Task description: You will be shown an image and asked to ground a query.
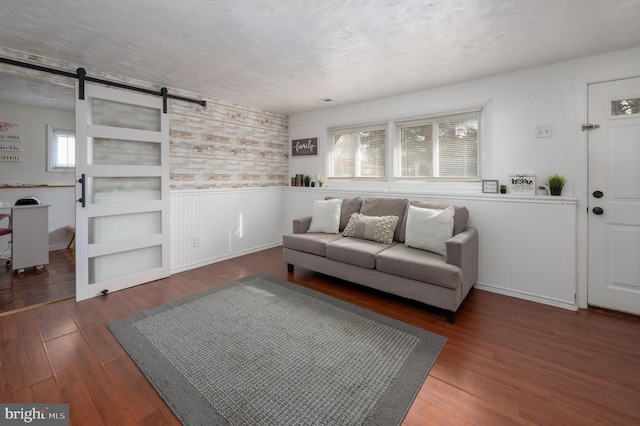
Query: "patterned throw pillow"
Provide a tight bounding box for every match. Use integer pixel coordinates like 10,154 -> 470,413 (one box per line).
342,213 -> 399,244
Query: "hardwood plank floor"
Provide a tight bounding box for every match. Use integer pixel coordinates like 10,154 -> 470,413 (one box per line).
1,246 -> 639,425
0,249 -> 75,314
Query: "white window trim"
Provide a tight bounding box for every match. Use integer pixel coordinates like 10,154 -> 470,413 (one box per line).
47,125 -> 76,173
323,102 -> 493,191
327,122 -> 388,180
395,109 -> 483,181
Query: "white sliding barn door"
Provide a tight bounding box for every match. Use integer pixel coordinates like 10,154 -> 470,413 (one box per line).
75,83 -> 170,301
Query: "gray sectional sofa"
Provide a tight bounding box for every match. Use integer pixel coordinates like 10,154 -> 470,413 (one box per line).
282,196 -> 478,323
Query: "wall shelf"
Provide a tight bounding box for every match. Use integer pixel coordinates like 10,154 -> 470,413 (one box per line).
0,135 -> 23,161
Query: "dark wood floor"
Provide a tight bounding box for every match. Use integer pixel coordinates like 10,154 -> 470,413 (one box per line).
0,246 -> 638,425
0,249 -> 75,315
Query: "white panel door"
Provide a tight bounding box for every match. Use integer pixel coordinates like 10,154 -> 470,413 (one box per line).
75,83 -> 170,301
588,77 -> 640,315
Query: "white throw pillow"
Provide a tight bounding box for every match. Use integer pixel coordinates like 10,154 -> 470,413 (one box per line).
307,198 -> 343,234
404,205 -> 455,255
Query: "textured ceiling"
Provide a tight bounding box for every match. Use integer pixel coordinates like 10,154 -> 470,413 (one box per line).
1,0 -> 640,115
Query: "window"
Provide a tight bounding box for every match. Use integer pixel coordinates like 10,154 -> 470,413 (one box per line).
611,97 -> 640,116
329,124 -> 386,178
48,126 -> 75,172
397,111 -> 480,180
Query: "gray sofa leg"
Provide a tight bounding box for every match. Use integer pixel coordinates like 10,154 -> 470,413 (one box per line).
445,310 -> 455,324
287,263 -> 294,273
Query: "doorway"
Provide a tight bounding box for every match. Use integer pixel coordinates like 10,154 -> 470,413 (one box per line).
0,72 -> 76,315
587,76 -> 640,316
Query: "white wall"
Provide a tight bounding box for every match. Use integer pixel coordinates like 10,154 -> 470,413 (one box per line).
0,101 -> 76,250
287,47 -> 640,310
0,101 -> 75,186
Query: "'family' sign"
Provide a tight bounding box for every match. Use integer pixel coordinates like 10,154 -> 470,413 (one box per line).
291,138 -> 318,156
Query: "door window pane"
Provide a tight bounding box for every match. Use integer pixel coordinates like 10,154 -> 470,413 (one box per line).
611,98 -> 640,116
91,98 -> 161,131
89,245 -> 162,284
90,177 -> 161,204
90,137 -> 161,165
89,212 -> 161,244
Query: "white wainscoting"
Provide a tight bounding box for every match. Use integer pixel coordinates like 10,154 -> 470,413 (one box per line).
170,187 -> 285,273
284,188 -> 578,311
170,187 -> 578,310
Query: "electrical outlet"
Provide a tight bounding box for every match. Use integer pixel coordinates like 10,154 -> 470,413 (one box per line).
193,237 -> 201,247
535,125 -> 552,138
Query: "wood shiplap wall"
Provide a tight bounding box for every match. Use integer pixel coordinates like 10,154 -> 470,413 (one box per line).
169,99 -> 289,190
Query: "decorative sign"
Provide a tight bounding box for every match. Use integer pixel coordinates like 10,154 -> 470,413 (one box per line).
509,175 -> 536,195
0,122 -> 18,132
291,138 -> 318,157
482,180 -> 498,193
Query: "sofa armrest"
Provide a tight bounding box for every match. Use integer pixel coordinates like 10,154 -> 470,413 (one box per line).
292,216 -> 313,234
445,227 -> 479,294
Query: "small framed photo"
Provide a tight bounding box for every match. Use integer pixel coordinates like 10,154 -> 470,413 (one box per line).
482,180 -> 499,193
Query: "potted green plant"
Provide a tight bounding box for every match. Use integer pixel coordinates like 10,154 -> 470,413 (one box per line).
303,175 -> 311,187
545,174 -> 566,196
499,185 -> 507,194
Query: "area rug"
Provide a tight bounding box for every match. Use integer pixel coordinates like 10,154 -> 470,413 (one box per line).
108,273 -> 446,425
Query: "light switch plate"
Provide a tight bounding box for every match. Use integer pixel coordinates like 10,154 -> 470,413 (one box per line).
535,125 -> 552,138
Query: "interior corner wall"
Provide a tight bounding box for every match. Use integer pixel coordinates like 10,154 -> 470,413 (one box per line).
286,47 -> 640,311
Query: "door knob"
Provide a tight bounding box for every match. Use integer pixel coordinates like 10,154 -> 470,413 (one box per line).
593,190 -> 603,198
592,207 -> 604,215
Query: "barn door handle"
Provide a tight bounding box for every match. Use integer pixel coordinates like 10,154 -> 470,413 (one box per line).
592,207 -> 604,215
78,174 -> 86,208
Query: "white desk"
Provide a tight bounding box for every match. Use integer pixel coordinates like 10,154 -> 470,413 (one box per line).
11,204 -> 49,272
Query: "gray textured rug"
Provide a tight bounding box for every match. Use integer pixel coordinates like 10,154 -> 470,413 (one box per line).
108,273 -> 446,426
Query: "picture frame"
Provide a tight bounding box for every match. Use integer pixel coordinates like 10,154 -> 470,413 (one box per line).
482,180 -> 499,193
291,138 -> 318,157
508,175 -> 536,196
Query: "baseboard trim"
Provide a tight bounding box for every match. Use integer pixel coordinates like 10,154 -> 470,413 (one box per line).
170,242 -> 282,274
474,282 -> 578,312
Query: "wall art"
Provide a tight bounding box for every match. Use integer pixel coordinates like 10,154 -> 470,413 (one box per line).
291,138 -> 318,157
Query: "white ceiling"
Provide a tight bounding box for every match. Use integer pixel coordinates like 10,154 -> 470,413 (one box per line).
1,0 -> 639,115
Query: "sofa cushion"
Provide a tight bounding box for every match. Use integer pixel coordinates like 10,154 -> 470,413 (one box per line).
308,198 -> 343,234
326,237 -> 395,269
325,196 -> 363,232
398,201 -> 469,242
376,244 -> 462,289
359,197 -> 408,242
282,233 -> 343,257
404,205 -> 454,255
342,213 -> 399,244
